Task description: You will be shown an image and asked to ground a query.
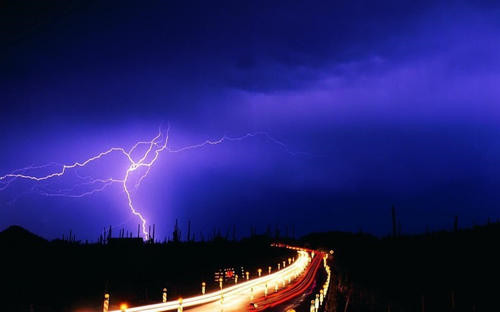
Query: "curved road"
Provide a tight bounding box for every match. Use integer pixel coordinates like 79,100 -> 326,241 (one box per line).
110,246 -> 324,312
249,251 -> 324,311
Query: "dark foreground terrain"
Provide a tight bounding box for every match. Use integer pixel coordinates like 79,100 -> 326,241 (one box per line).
0,226 -> 293,312
302,222 -> 500,312
2,221 -> 498,312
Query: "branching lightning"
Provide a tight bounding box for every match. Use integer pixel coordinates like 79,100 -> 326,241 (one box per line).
0,127 -> 298,239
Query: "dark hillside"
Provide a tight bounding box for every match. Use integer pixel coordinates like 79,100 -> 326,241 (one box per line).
0,228 -> 293,312
302,223 -> 500,311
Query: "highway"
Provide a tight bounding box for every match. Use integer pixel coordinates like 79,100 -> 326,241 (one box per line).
249,250 -> 324,311
110,246 -> 326,312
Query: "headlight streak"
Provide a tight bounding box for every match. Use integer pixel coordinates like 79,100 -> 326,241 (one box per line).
109,249 -> 311,312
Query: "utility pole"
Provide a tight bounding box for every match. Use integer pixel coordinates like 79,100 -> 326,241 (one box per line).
391,205 -> 397,238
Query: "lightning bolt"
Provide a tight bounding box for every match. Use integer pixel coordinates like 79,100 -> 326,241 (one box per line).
0,127 -> 299,239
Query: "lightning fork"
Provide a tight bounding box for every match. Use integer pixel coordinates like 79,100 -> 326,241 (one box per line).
0,128 -> 299,239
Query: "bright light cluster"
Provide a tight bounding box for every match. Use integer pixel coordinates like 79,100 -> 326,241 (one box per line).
109,248 -> 311,312
310,252 -> 332,312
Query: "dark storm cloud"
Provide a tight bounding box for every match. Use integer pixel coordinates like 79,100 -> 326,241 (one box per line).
4,0 -> 499,120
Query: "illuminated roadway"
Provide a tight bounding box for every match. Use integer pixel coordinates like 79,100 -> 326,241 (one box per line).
110,247 -> 325,312
248,250 -> 324,311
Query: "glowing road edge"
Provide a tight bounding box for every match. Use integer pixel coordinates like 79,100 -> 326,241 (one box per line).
109,248 -> 310,312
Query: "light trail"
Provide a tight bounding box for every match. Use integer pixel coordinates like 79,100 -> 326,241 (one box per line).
109,247 -> 314,312
249,250 -> 325,311
0,128 -> 298,239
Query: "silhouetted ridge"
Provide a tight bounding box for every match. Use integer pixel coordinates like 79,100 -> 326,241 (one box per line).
0,225 -> 47,246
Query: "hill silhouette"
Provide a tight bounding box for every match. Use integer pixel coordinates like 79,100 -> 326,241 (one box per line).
0,226 -> 293,312
0,225 -> 47,246
2,223 -> 499,311
301,222 -> 500,312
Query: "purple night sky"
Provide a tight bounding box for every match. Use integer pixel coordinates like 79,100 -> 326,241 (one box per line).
1,1 -> 500,240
